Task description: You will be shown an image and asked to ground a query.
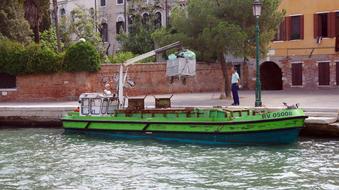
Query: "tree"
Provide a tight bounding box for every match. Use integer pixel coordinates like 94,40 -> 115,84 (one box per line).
60,7 -> 103,50
0,0 -> 32,43
63,41 -> 100,72
52,0 -> 61,52
152,0 -> 283,98
40,27 -> 63,52
24,0 -> 50,43
117,0 -> 163,54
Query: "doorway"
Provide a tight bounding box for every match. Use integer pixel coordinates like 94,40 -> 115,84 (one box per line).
260,61 -> 283,90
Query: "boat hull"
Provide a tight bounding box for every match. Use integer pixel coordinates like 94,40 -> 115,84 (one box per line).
62,108 -> 307,145
64,127 -> 302,145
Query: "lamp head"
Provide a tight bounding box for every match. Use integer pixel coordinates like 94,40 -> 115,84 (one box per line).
253,0 -> 262,17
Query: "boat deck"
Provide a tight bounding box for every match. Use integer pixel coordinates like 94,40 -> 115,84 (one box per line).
110,107 -> 257,119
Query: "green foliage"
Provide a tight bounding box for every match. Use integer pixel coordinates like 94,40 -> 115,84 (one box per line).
60,7 -> 103,49
117,26 -> 155,55
0,0 -> 32,43
0,39 -> 26,75
109,51 -> 156,64
63,41 -> 100,72
117,0 -> 162,54
24,0 -> 51,42
139,56 -> 156,63
109,51 -> 135,64
23,44 -> 62,74
0,39 -> 61,75
152,0 -> 283,97
40,27 -> 64,52
153,0 -> 283,60
60,6 -> 105,61
0,39 -> 102,75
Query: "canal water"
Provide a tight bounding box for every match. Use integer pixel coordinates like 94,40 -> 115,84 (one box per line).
0,128 -> 338,190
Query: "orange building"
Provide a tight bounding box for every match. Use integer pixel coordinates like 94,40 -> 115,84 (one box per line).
248,0 -> 339,90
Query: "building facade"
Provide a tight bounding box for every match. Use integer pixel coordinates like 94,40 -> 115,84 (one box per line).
247,0 -> 339,90
56,0 -> 183,55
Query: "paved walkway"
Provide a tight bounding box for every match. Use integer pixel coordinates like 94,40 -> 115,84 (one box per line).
0,89 -> 338,110
160,89 -> 339,109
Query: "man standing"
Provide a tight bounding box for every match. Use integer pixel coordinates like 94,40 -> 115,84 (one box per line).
231,66 -> 240,106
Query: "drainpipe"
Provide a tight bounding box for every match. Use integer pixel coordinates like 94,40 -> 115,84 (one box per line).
124,0 -> 127,32
165,0 -> 168,26
94,0 -> 97,32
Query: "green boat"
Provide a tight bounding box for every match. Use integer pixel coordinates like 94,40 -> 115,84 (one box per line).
62,93 -> 308,145
62,42 -> 307,145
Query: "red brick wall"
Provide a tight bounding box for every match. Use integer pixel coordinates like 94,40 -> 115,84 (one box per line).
247,54 -> 339,90
0,63 -> 224,102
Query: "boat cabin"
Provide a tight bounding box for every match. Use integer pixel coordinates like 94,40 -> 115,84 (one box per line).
79,93 -> 119,116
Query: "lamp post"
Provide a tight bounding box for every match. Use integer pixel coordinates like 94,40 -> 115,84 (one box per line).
253,0 -> 262,107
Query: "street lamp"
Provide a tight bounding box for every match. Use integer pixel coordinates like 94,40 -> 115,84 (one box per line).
253,0 -> 262,107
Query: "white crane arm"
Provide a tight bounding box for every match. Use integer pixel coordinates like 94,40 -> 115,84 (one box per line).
123,41 -> 182,67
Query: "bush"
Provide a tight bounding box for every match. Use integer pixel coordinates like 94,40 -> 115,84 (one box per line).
0,39 -> 100,75
0,39 -> 26,75
0,39 -> 62,75
23,44 -> 62,74
109,51 -> 135,64
63,41 -> 100,72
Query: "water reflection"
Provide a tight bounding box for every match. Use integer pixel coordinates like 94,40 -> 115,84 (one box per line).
0,128 -> 338,190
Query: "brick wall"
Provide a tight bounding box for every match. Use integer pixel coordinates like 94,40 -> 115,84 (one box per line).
0,63 -> 224,102
247,54 -> 339,90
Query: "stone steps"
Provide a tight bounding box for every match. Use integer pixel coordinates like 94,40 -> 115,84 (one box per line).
305,116 -> 338,124
305,112 -> 338,118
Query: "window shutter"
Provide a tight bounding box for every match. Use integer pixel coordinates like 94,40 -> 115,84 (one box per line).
318,62 -> 330,85
300,15 -> 304,39
328,12 -> 336,38
292,63 -> 302,86
285,16 -> 291,40
281,18 -> 287,40
314,14 -> 319,38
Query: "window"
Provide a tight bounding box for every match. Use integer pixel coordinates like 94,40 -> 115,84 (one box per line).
70,10 -> 75,22
0,73 -> 16,89
142,13 -> 149,25
81,98 -> 90,115
318,62 -> 330,85
278,15 -> 304,41
336,62 -> 339,85
91,99 -> 102,115
314,12 -> 336,38
60,8 -> 66,16
128,15 -> 134,33
154,12 -> 162,28
100,0 -> 106,6
89,8 -> 94,18
101,23 -> 108,42
291,63 -> 302,86
116,21 -> 124,34
101,98 -> 109,114
290,16 -> 302,40
117,0 -> 124,4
